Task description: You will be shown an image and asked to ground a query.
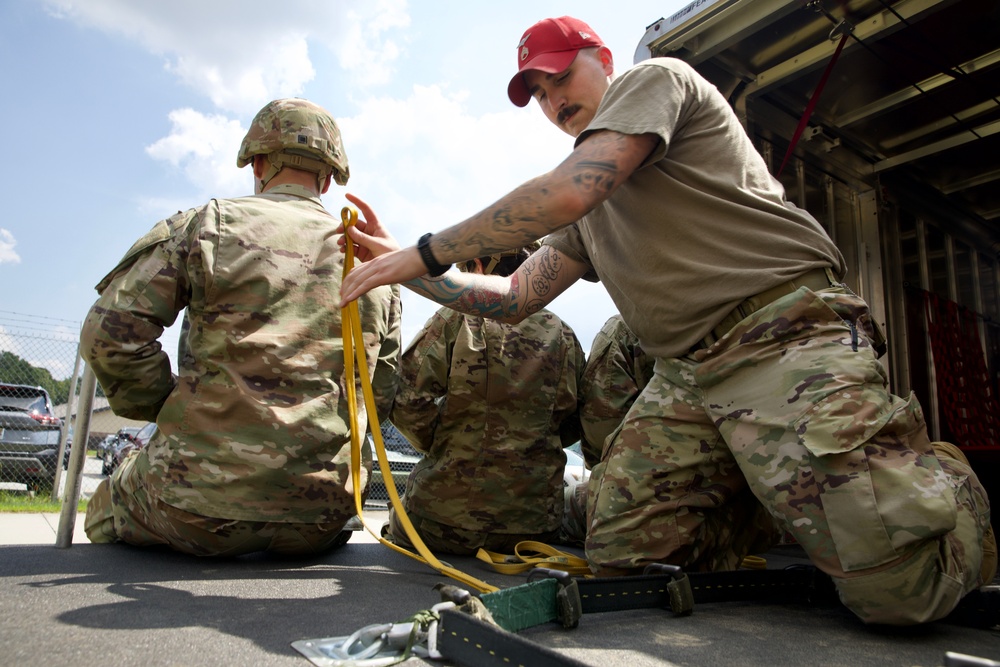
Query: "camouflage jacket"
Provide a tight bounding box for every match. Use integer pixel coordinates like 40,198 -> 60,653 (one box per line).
389,307 -> 585,535
80,184 -> 402,523
579,315 -> 656,468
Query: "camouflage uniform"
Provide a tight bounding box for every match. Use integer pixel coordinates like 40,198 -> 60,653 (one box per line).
82,99 -> 402,557
562,315 -> 656,548
579,315 -> 655,468
541,57 -> 991,623
387,306 -> 585,555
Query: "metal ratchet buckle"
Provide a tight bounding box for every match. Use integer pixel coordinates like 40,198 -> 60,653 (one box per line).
527,567 -> 583,629
290,601 -> 455,666
643,563 -> 694,616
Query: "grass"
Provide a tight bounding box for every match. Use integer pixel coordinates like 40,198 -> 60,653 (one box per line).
0,490 -> 88,513
0,449 -> 95,513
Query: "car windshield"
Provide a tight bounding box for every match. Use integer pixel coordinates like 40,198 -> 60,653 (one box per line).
0,389 -> 49,415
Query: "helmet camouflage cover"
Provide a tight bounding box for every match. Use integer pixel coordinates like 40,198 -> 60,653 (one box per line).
237,98 -> 350,185
462,240 -> 542,275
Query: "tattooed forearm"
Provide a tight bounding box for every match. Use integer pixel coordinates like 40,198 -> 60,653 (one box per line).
404,273 -> 516,320
422,129 -> 651,268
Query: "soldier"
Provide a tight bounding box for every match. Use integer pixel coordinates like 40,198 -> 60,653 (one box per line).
386,245 -> 586,555
81,98 -> 402,557
579,314 -> 655,469
338,16 -> 994,624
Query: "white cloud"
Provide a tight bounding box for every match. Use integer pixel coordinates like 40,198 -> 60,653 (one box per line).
0,229 -> 20,265
337,0 -> 410,87
42,0 -> 409,114
144,108 -> 249,199
0,229 -> 20,264
337,83 -> 571,243
165,37 -> 314,114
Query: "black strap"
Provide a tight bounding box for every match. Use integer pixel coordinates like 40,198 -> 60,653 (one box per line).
686,564 -> 840,605
435,571 -> 997,667
568,563 -> 838,614
437,608 -> 591,667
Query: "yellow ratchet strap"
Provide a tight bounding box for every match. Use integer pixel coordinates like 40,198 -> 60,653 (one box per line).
340,206 -> 498,594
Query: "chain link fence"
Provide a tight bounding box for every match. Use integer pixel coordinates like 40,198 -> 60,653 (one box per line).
0,311 -> 108,501
367,421 -> 422,509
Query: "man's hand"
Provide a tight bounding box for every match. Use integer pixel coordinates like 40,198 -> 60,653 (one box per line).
337,193 -> 401,262
340,246 -> 428,305
337,193 -> 431,305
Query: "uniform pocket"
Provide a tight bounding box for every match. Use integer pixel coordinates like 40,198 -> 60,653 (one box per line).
798,390 -> 957,572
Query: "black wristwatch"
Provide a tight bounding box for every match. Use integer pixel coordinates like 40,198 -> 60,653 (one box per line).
417,233 -> 452,277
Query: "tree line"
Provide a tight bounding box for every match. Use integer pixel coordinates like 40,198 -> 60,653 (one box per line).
0,351 -> 105,406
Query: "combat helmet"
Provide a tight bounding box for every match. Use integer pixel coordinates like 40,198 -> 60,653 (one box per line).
237,98 -> 349,189
461,241 -> 542,276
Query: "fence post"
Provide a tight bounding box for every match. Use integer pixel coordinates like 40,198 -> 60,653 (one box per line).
55,364 -> 97,548
50,347 -> 83,502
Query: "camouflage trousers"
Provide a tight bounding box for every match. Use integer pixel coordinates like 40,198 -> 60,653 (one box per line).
386,481 -> 589,555
586,286 -> 992,625
85,450 -> 353,557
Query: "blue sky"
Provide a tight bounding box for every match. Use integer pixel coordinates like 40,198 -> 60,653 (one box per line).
0,0 -> 689,378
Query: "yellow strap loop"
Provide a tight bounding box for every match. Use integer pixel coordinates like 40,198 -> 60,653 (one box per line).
476,541 -> 591,577
340,206 -> 498,594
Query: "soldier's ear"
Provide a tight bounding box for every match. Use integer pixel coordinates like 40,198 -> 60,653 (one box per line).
252,155 -> 266,179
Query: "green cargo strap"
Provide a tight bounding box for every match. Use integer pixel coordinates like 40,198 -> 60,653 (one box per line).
478,578 -> 561,633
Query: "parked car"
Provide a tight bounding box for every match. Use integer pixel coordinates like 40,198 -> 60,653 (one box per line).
367,434 -> 422,504
0,383 -> 70,494
102,422 -> 156,476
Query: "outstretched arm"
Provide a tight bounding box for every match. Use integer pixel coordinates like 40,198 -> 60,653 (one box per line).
407,244 -> 588,323
339,129 -> 658,305
339,194 -> 586,321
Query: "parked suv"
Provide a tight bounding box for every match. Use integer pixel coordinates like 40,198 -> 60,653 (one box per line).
0,383 -> 70,493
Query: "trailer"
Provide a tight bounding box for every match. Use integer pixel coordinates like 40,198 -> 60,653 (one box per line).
636,0 -> 1000,498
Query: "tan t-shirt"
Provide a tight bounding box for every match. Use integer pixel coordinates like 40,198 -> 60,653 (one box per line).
544,58 -> 844,358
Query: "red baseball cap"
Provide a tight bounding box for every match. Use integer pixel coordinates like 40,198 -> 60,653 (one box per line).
507,16 -> 604,107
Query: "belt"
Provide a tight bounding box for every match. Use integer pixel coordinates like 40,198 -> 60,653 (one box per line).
696,267 -> 838,350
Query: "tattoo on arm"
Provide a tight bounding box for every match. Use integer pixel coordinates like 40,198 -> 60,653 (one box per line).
572,160 -> 617,199
404,274 -> 514,319
403,246 -> 582,323
531,275 -> 550,296
525,299 -> 545,315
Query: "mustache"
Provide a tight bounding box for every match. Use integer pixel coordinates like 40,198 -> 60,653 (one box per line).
557,105 -> 581,125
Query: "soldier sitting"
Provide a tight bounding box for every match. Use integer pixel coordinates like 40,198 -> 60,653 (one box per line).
81,98 -> 402,557
385,244 -> 586,555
